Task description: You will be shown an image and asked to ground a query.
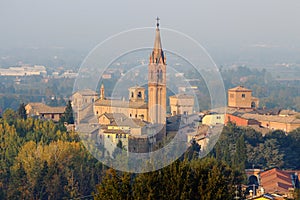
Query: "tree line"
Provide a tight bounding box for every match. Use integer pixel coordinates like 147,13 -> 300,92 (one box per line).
1,106 -> 299,199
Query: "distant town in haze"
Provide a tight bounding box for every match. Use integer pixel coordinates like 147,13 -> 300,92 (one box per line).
1,2 -> 300,199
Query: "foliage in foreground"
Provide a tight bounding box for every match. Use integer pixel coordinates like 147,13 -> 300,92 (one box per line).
94,157 -> 244,200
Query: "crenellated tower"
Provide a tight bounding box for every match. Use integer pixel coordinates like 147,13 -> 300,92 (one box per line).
148,17 -> 166,124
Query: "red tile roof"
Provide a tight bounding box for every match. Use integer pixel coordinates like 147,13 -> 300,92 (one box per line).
260,168 -> 294,194
228,85 -> 252,92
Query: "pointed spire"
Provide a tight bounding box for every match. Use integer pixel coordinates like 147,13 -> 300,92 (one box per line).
151,17 -> 165,64
154,17 -> 162,51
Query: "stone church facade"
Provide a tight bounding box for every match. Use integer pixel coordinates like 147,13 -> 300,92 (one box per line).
93,18 -> 167,126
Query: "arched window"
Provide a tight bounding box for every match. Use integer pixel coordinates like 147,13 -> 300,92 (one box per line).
159,70 -> 163,82
138,91 -> 142,98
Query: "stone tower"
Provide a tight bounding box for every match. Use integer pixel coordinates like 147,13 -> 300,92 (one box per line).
148,18 -> 166,124
129,86 -> 145,102
100,83 -> 105,100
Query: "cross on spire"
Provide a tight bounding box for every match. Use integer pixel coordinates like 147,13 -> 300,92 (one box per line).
156,17 -> 160,28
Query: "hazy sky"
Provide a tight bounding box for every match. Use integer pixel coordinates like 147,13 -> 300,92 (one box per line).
1,0 -> 300,65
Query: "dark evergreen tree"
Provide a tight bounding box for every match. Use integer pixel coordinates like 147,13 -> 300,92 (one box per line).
17,103 -> 27,120
7,162 -> 28,199
233,135 -> 247,170
60,100 -> 74,124
34,161 -> 49,200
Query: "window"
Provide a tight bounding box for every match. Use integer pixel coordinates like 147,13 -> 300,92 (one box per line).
135,114 -> 137,118
138,91 -> 142,98
130,113 -> 132,117
242,94 -> 246,98
230,94 -> 234,98
131,92 -> 134,98
217,116 -> 221,119
116,134 -> 119,138
107,135 -> 110,138
124,135 -> 126,138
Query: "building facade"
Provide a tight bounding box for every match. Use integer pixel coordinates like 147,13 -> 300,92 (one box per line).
93,19 -> 167,125
25,102 -> 65,122
169,94 -> 194,116
228,86 -> 259,109
202,113 -> 225,126
94,85 -> 149,122
71,89 -> 98,110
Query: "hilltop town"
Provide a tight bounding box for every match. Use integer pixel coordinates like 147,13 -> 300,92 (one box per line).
1,20 -> 300,199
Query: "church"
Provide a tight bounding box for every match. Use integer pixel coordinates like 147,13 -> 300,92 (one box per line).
93,18 -> 167,130
72,19 -> 195,154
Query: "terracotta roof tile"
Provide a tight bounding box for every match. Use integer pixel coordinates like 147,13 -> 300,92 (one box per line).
242,113 -> 300,124
228,85 -> 252,92
27,102 -> 65,114
169,93 -> 194,99
260,168 -> 294,194
73,89 -> 98,96
95,99 -> 148,109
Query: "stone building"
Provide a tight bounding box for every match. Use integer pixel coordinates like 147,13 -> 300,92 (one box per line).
73,19 -> 197,154
225,111 -> 300,133
25,102 -> 65,122
93,18 -> 167,126
94,85 -> 149,122
71,89 -> 98,110
202,113 -> 225,126
228,86 -> 259,109
169,94 -> 194,116
147,18 -> 167,124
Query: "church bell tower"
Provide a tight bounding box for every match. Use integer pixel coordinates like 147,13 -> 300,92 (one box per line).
148,17 -> 166,124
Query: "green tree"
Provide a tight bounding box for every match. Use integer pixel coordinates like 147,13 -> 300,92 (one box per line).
7,162 -> 29,199
60,100 -> 74,124
17,103 -> 27,120
263,139 -> 284,169
94,168 -> 131,200
233,135 -> 247,170
34,161 -> 49,200
2,109 -> 17,126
